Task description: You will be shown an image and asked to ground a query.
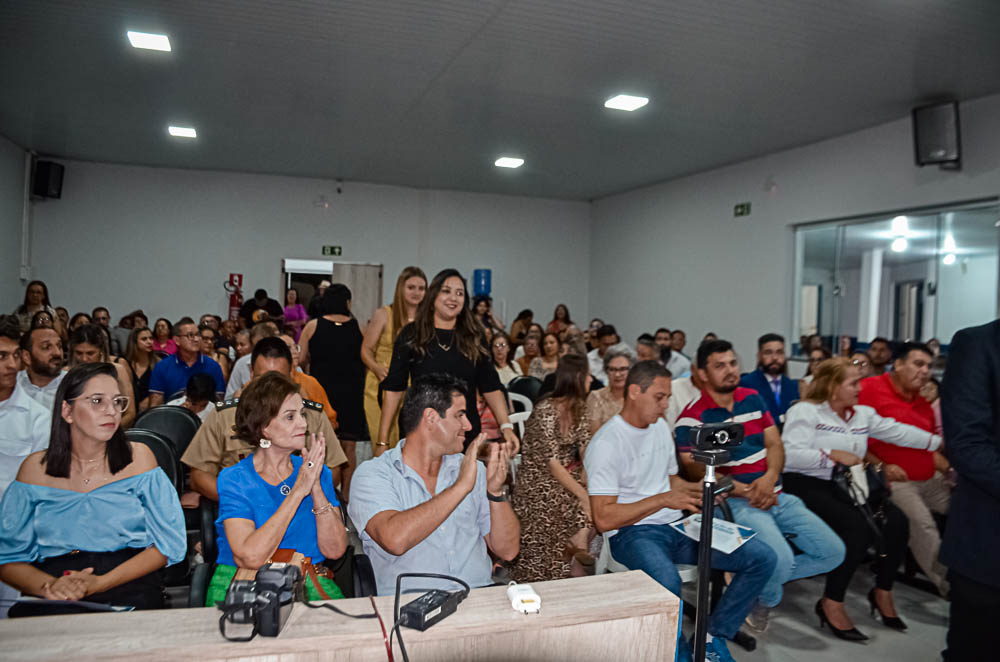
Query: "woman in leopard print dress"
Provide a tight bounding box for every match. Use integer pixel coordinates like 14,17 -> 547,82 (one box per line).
512,353 -> 594,582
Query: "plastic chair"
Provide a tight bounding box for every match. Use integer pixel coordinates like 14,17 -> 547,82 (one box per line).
125,428 -> 183,494
507,376 -> 543,403
508,392 -> 534,415
134,405 -> 202,459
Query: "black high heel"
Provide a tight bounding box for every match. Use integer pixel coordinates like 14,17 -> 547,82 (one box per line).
815,599 -> 869,642
868,588 -> 907,631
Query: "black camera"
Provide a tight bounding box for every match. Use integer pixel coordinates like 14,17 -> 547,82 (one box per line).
689,422 -> 744,466
219,563 -> 302,640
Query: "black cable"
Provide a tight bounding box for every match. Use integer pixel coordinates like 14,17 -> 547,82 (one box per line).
218,602 -> 259,642
391,573 -> 471,662
300,597 -> 377,618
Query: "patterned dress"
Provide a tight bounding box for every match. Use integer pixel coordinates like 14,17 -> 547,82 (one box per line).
587,388 -> 624,432
512,398 -> 592,582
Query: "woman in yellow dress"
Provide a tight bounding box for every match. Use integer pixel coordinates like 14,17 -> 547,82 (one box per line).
360,266 -> 426,454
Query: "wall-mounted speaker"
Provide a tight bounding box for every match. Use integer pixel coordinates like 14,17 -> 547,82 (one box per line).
32,160 -> 64,199
912,101 -> 961,170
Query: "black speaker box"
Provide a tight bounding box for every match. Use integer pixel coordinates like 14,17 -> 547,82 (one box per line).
32,160 -> 64,198
912,101 -> 961,170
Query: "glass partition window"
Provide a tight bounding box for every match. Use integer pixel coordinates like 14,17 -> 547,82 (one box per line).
794,201 -> 999,354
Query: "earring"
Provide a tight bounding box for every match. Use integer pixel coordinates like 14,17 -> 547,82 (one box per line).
259,438 -> 271,448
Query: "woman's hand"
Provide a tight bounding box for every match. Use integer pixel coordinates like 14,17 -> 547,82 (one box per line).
884,464 -> 908,482
578,495 -> 593,524
292,433 -> 326,498
374,365 -> 389,382
501,427 -> 520,456
828,450 -> 862,466
40,568 -> 98,601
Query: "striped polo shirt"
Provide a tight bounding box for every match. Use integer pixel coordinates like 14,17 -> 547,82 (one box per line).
674,387 -> 778,488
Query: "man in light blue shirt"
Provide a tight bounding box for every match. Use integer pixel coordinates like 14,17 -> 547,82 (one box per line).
348,374 -> 519,596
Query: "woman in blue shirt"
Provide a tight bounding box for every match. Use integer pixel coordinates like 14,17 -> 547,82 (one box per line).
206,371 -> 348,604
0,363 -> 185,615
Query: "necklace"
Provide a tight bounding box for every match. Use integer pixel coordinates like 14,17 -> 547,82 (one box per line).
436,331 -> 453,352
73,455 -> 108,486
279,479 -> 292,496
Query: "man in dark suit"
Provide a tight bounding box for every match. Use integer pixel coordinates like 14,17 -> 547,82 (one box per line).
940,319 -> 1000,660
740,333 -> 800,431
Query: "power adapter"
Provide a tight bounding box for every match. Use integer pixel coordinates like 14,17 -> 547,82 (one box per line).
398,589 -> 465,631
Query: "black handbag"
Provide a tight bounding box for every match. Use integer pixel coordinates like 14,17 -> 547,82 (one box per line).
831,463 -> 889,553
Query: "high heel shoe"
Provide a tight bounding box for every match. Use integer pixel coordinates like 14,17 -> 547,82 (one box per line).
815,599 -> 869,642
868,588 -> 907,630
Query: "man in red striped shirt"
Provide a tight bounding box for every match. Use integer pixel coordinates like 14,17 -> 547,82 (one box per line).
861,341 -> 951,596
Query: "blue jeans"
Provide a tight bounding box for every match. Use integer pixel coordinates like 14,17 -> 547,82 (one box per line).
725,492 -> 845,608
610,522 -> 776,639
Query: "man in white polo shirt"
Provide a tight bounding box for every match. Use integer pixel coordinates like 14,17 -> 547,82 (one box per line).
586,360 -> 775,662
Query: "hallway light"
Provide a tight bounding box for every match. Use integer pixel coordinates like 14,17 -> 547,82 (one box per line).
891,216 -> 909,236
943,253 -> 956,265
891,237 -> 908,252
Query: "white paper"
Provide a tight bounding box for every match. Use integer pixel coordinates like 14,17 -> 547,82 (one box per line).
669,514 -> 757,554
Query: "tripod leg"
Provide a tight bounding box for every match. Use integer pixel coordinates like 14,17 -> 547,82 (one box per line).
693,480 -> 715,662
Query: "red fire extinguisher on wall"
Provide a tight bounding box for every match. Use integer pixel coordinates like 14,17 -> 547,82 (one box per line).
225,273 -> 243,322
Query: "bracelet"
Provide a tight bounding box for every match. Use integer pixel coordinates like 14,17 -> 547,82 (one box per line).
499,423 -> 514,431
312,503 -> 335,515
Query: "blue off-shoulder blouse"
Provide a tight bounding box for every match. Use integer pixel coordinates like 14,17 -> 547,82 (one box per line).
0,467 -> 186,566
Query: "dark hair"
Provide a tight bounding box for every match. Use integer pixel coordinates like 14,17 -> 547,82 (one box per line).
234,371 -> 301,445
0,315 -> 22,343
757,333 -> 785,349
30,310 -> 54,329
655,327 -> 671,336
491,331 -> 514,368
892,341 -> 933,362
552,304 -> 572,324
251,336 -> 293,369
541,331 -> 562,356
21,324 -> 58,352
91,307 -> 109,318
514,309 -> 533,322
125,326 -> 160,369
18,280 -> 51,314
625,360 -> 672,395
43,363 -> 132,478
198,323 -> 216,337
69,323 -> 110,365
544,353 -> 590,425
870,336 -> 891,348
805,346 -> 832,376
320,283 -> 352,316
596,324 -> 618,340
69,312 -> 92,329
637,337 -> 657,350
697,339 -> 734,369
129,310 -> 148,326
409,269 -> 488,363
637,333 -> 655,343
185,372 -> 217,403
173,317 -> 196,336
254,289 -> 268,299
153,317 -> 173,339
399,373 -> 467,437
672,329 -> 686,337
473,295 -> 492,309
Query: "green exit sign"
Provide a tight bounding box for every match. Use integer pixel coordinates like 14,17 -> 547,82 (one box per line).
734,202 -> 751,217
322,245 -> 342,256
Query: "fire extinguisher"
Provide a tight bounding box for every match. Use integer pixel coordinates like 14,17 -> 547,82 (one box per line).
225,274 -> 243,322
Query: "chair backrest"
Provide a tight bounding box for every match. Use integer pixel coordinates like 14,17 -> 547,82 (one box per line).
508,411 -> 531,440
507,376 -> 543,403
125,428 -> 183,493
134,405 -> 202,458
508,392 -> 534,415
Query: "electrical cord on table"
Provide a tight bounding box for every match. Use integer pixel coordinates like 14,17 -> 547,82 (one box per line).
388,573 -> 471,662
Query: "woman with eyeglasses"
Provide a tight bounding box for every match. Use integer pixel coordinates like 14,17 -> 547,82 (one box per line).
800,347 -> 832,396
151,317 -> 176,356
850,351 -> 873,379
70,325 -> 136,429
587,349 -> 634,435
782,357 -> 942,641
0,363 -> 185,616
198,324 -> 231,382
490,331 -> 522,386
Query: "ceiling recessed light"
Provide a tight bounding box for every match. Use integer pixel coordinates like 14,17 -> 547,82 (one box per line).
890,215 -> 909,236
891,237 -> 908,252
127,31 -> 171,52
942,253 -> 956,265
168,126 -> 197,138
942,232 -> 957,252
604,94 -> 649,111
494,157 -> 524,169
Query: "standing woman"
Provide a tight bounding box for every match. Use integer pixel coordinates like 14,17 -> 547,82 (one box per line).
151,318 -> 177,356
782,357 -> 942,641
283,288 -> 308,342
377,269 -> 520,457
0,363 -> 185,615
587,349 -> 633,434
529,332 -> 561,379
547,304 -> 572,338
69,325 -> 136,429
360,266 -> 426,454
512,354 -> 594,581
13,281 -> 57,333
299,284 -> 366,496
119,327 -> 161,413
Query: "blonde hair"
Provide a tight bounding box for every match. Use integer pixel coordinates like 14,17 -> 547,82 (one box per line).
390,266 -> 427,342
804,356 -> 855,404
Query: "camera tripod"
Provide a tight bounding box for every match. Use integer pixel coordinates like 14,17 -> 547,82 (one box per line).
689,447 -> 731,662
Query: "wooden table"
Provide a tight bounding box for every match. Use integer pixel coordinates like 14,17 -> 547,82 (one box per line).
0,570 -> 679,662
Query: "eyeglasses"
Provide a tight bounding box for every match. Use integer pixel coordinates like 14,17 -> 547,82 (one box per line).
69,394 -> 130,413
493,342 -> 509,349
852,359 -> 870,368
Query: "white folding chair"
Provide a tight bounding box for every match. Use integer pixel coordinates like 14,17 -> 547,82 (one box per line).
597,531 -> 697,583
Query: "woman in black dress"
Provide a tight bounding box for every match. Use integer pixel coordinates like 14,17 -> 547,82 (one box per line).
300,284 -> 366,495
376,268 -> 520,457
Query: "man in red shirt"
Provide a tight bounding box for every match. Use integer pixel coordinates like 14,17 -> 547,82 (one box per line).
860,341 -> 950,596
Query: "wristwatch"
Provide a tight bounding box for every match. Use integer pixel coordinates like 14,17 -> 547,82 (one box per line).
487,486 -> 510,502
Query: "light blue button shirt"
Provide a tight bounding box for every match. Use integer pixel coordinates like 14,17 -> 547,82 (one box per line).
348,440 -> 492,596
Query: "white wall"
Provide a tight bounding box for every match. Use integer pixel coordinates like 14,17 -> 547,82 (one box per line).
28,161 -> 590,325
590,93 -> 1000,362
0,136 -> 25,311
937,254 -> 999,343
